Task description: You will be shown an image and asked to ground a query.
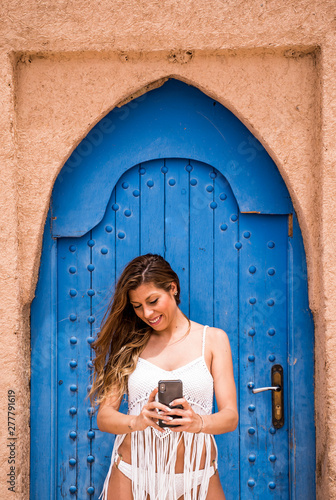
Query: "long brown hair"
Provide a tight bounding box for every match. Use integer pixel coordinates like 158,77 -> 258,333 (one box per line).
88,253 -> 181,408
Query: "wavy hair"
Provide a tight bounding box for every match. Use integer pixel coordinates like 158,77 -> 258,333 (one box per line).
87,253 -> 181,408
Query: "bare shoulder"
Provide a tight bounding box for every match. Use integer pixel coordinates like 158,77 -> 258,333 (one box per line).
206,326 -> 232,353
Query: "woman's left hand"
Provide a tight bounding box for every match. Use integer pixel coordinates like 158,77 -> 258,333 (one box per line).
159,397 -> 203,433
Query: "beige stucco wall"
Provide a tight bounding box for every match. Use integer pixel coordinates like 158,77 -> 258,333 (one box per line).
0,1 -> 335,498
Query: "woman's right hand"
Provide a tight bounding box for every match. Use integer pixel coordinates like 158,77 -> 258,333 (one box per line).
131,387 -> 173,433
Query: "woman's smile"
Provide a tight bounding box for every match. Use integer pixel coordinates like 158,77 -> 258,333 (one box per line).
147,314 -> 162,326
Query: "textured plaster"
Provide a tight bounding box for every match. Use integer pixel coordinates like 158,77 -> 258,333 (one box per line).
0,1 -> 335,498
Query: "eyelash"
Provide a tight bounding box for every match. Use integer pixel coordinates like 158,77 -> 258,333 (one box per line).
133,298 -> 158,309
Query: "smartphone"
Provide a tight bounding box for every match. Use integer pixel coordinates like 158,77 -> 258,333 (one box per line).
158,379 -> 184,428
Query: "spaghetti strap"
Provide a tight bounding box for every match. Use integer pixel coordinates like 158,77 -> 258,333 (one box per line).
202,325 -> 209,358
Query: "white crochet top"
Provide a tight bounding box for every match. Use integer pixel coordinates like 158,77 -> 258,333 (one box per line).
99,325 -> 218,500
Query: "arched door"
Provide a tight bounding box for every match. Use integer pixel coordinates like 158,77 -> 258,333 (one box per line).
31,80 -> 315,499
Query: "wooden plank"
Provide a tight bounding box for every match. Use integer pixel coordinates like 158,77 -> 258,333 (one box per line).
164,158 -> 190,316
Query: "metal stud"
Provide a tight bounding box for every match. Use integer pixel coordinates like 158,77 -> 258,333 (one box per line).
249,297 -> 256,304
230,214 -> 238,222
248,428 -> 255,435
161,166 -> 168,174
122,182 -> 129,189
87,360 -> 94,369
105,225 -> 113,233
87,264 -> 95,272
268,354 -> 276,362
219,193 -> 227,201
69,458 -> 76,466
269,427 -> 276,434
168,179 -> 176,186
87,385 -> 92,392
87,239 -> 95,246
139,167 -> 146,175
206,185 -> 214,192
210,202 -> 217,209
248,404 -> 256,412
220,224 -> 228,231
248,328 -> 256,336
69,485 -> 77,494
118,231 -> 126,239
69,289 -> 77,297
112,204 -> 119,211
147,180 -> 154,188
267,299 -> 275,306
69,360 -> 77,368
248,454 -> 256,463
87,337 -> 95,345
185,164 -> 193,172
235,242 -> 242,250
87,289 -> 95,296
267,268 -> 275,275
248,355 -> 255,362
268,328 -> 276,336
268,482 -> 276,489
124,209 -> 131,217
269,455 -> 277,462
70,337 -> 77,345
249,266 -> 256,274
69,431 -> 77,439
88,316 -> 95,323
70,384 -> 77,392
87,407 -> 95,416
243,231 -> 251,238
133,189 -> 140,197
87,455 -> 95,464
210,172 -> 217,179
247,479 -> 255,487
101,247 -> 108,254
87,486 -> 95,495
267,241 -> 275,248
87,430 -> 95,439
247,381 -> 255,389
69,407 -> 77,415
69,266 -> 76,274
69,245 -> 76,252
190,179 -> 197,186
69,314 -> 77,322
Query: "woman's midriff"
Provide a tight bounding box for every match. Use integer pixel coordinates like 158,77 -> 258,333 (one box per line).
116,430 -> 217,473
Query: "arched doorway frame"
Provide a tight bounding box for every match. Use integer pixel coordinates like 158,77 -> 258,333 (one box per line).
31,78 -> 315,499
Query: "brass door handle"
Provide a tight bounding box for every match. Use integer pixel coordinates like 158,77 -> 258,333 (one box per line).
250,364 -> 284,429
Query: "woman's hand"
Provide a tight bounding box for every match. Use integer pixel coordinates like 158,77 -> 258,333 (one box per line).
131,387 -> 174,433
159,397 -> 203,433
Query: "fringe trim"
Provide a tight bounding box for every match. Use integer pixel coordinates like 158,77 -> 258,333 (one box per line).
99,405 -> 217,500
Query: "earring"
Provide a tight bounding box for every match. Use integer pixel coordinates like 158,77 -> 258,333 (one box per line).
174,291 -> 177,296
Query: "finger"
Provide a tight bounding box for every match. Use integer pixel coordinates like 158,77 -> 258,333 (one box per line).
147,401 -> 173,412
147,387 -> 159,402
165,408 -> 188,417
146,409 -> 173,421
150,420 -> 166,433
170,398 -> 188,408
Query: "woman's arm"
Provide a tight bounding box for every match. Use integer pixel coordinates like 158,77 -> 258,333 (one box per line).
166,327 -> 239,435
201,327 -> 239,434
97,387 -> 173,434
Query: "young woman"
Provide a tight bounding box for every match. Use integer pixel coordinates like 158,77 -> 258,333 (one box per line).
89,253 -> 238,500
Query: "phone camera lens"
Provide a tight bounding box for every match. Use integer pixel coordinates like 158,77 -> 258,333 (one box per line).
159,383 -> 166,392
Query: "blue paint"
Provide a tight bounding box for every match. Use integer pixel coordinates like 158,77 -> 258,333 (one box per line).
52,80 -> 292,238
31,80 -> 315,499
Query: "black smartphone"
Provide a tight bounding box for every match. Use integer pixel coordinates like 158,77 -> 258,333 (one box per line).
158,379 -> 184,428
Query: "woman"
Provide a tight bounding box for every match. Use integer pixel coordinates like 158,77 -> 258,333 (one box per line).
89,253 -> 238,500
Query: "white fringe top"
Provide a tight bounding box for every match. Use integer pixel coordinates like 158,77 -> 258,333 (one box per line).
99,325 -> 217,500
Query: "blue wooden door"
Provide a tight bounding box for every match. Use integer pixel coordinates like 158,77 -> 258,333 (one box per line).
31,79 -> 315,499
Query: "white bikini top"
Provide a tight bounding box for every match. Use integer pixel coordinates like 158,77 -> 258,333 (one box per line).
127,324 -> 214,422
99,325 -> 217,500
